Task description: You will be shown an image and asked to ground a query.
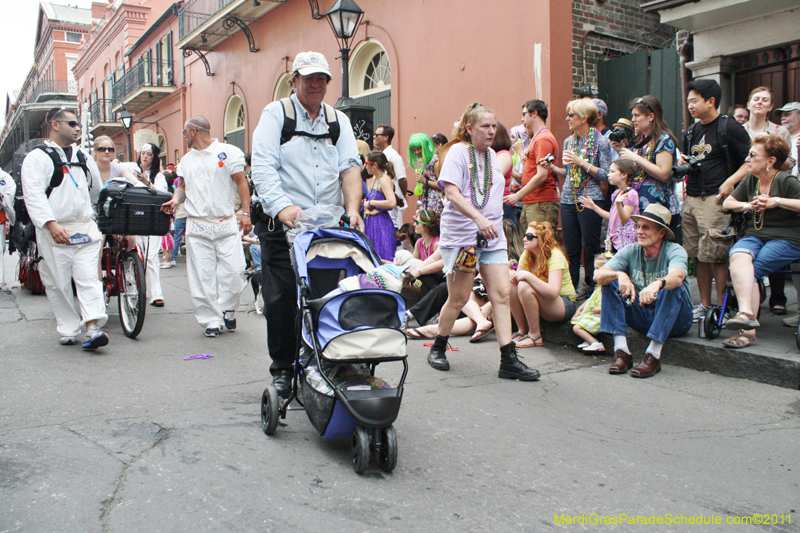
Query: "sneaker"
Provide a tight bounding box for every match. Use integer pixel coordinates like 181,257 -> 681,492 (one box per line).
576,341 -> 590,349
692,303 -> 710,323
223,310 -> 236,331
582,342 -> 605,353
782,313 -> 800,327
60,335 -> 78,346
205,327 -> 221,338
160,261 -> 175,269
82,326 -> 109,350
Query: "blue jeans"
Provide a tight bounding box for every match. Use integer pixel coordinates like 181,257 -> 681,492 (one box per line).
729,236 -> 800,280
172,217 -> 186,259
250,241 -> 262,270
599,280 -> 693,344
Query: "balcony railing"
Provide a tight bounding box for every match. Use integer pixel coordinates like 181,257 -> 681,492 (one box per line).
91,98 -> 116,124
179,0 -> 237,41
111,59 -> 175,108
27,80 -> 75,104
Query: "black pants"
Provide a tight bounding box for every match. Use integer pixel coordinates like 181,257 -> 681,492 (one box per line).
560,202 -> 603,290
409,279 -> 448,326
769,271 -> 787,308
255,219 -> 296,375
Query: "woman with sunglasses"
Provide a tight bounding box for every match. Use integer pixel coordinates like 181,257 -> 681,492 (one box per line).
510,221 -> 577,347
426,103 -> 539,381
543,98 -> 612,299
93,136 -> 138,186
362,150 -> 397,261
611,96 -> 680,239
134,143 -> 169,307
722,134 -> 800,348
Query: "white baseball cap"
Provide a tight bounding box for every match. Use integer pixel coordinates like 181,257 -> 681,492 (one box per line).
292,51 -> 331,78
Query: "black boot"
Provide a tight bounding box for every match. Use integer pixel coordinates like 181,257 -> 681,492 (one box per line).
498,342 -> 540,381
428,335 -> 450,371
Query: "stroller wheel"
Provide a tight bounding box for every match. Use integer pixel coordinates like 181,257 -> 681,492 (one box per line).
378,426 -> 398,473
261,386 -> 279,436
705,307 -> 723,340
352,426 -> 370,474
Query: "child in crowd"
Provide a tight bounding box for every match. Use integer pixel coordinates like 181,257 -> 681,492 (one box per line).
571,254 -> 610,353
578,159 -> 639,253
412,209 -> 440,262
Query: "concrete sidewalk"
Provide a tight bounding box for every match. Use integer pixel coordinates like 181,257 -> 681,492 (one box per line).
543,274 -> 800,390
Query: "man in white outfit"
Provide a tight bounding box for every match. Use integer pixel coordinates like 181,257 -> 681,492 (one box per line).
162,116 -> 251,337
373,124 -> 407,228
0,169 -> 16,291
21,108 -> 108,349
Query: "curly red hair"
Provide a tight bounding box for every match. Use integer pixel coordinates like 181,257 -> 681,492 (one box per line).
518,221 -> 568,280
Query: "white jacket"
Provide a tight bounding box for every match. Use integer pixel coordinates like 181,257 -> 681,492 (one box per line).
0,169 -> 16,225
21,141 -> 101,229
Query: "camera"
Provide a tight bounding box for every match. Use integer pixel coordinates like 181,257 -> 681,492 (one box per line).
671,156 -> 702,179
608,118 -> 635,145
543,154 -> 555,164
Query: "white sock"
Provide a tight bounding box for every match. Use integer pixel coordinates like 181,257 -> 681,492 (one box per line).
647,340 -> 663,358
614,335 -> 630,354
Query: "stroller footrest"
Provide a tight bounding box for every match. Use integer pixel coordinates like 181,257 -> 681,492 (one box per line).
333,387 -> 403,429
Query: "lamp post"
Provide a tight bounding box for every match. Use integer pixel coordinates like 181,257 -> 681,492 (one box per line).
119,103 -> 133,161
325,0 -> 364,108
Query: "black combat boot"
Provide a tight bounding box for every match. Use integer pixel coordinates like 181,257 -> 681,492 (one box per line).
428,335 -> 450,371
498,341 -> 540,381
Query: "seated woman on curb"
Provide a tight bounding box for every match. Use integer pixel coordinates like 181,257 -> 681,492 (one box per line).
721,134 -> 800,348
509,221 -> 577,347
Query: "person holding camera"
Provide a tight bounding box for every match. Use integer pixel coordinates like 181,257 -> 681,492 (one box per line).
683,80 -> 751,322
426,103 -> 539,381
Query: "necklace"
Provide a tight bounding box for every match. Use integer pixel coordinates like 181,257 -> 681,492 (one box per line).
567,128 -> 600,212
753,169 -> 778,231
364,173 -> 383,221
468,142 -> 492,208
631,134 -> 655,191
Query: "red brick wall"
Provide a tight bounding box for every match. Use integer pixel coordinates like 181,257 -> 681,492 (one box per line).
572,0 -> 674,96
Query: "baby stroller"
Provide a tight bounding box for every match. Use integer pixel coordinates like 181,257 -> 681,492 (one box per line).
260,226 -> 408,474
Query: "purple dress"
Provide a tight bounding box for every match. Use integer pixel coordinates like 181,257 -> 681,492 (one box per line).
364,188 -> 396,261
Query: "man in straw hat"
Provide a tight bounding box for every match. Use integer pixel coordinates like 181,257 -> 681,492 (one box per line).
594,204 -> 694,378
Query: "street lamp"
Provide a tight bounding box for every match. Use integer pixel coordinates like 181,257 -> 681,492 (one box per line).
119,103 -> 133,161
325,0 -> 364,107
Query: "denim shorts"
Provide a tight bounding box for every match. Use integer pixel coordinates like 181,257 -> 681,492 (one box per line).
440,247 -> 508,276
729,236 -> 800,279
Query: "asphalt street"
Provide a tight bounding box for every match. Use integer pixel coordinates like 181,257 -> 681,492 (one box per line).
1,258 -> 799,532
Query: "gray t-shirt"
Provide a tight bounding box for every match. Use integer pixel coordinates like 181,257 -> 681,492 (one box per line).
607,240 -> 690,295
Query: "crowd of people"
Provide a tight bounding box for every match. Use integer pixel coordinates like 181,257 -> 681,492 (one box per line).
5,49 -> 800,386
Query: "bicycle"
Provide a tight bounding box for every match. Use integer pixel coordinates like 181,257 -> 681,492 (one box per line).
101,235 -> 146,338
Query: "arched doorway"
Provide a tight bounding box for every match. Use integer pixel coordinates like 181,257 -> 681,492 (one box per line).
349,40 -> 391,135
224,95 -> 246,152
274,73 -> 292,101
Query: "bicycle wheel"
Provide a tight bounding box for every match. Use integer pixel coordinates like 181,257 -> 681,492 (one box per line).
118,250 -> 146,338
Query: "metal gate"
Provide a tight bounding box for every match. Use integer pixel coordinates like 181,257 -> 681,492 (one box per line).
351,89 -> 390,146
597,48 -> 683,139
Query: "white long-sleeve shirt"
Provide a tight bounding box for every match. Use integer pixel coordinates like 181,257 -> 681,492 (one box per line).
21,141 -> 101,229
0,170 -> 16,225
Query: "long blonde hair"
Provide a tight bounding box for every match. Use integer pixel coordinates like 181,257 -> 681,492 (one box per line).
518,221 -> 568,280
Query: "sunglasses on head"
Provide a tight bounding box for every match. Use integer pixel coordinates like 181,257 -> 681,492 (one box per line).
96,146 -> 115,153
524,233 -> 539,240
636,98 -> 656,115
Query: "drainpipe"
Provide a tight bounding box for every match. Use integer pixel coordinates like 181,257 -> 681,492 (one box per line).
678,30 -> 693,133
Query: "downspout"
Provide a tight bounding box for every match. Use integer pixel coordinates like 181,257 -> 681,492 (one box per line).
678,30 -> 693,132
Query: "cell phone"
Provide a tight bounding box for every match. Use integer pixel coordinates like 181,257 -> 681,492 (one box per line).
476,231 -> 488,249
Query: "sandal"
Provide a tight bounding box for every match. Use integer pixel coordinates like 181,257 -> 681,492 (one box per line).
725,311 -> 759,330
516,334 -> 544,348
512,332 -> 527,342
469,325 -> 494,343
405,328 -> 434,340
150,299 -> 165,307
722,329 -> 757,349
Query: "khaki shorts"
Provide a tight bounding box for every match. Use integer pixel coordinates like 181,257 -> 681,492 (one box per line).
520,201 -> 559,233
682,195 -> 735,263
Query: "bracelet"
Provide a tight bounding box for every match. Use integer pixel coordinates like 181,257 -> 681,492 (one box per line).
659,278 -> 666,290
241,213 -> 250,217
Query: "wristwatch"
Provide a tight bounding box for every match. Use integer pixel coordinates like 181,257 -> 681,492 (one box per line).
658,278 -> 666,290
776,198 -> 782,207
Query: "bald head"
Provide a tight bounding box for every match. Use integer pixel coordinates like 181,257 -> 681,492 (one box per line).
184,116 -> 211,150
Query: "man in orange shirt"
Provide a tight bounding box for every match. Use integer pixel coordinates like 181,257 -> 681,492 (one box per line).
504,99 -> 560,232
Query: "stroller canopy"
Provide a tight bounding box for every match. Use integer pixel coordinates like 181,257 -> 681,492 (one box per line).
292,227 -> 382,287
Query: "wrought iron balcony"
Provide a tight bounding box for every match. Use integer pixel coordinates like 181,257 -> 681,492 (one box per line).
111,59 -> 175,113
27,80 -> 76,104
85,98 -> 124,134
177,0 -> 285,52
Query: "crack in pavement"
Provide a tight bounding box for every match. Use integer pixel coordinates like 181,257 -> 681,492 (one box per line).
99,423 -> 170,533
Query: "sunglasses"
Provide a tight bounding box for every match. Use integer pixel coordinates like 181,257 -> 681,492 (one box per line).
747,151 -> 766,159
636,98 -> 656,115
567,112 -> 576,118
95,146 -> 115,153
524,233 -> 539,241
57,120 -> 80,128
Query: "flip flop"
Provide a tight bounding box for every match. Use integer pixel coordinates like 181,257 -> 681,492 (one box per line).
469,325 -> 494,343
405,328 -> 433,340
722,329 -> 757,349
512,332 -> 527,342
516,334 -> 543,348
